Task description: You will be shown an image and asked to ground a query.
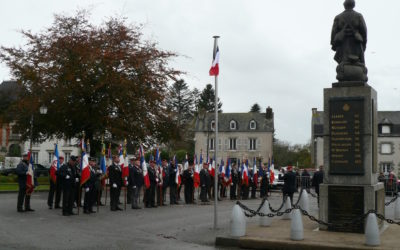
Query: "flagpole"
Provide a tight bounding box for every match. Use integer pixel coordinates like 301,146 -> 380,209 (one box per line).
212,35 -> 220,230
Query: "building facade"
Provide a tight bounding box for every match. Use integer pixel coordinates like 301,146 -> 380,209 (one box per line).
311,108 -> 400,177
194,107 -> 274,164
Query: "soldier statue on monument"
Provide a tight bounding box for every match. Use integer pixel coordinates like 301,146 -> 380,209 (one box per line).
331,0 -> 368,83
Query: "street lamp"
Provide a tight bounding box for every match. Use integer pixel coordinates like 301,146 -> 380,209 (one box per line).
29,105 -> 48,155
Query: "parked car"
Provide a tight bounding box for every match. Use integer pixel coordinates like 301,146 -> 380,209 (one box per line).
0,167 -> 17,176
34,164 -> 50,177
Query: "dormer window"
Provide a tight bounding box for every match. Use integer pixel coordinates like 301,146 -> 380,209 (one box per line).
230,120 -> 237,130
250,120 -> 256,130
210,120 -> 215,131
382,125 -> 391,134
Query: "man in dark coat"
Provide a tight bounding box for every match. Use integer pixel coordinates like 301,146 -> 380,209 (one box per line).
301,169 -> 311,191
129,157 -> 143,209
161,160 -> 169,205
16,152 -> 33,212
58,156 -> 78,216
73,157 -> 81,208
200,163 -> 211,202
83,158 -> 97,214
183,164 -> 194,204
109,155 -> 123,211
169,160 -> 178,205
145,160 -> 157,208
282,166 -> 297,204
54,156 -> 64,209
230,164 -> 239,200
259,165 -> 269,198
312,165 -> 324,205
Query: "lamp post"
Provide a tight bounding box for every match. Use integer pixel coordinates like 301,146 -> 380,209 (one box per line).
29,105 -> 48,156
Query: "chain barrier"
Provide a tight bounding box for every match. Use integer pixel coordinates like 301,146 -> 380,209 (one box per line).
268,196 -> 287,213
385,194 -> 398,206
237,199 -> 400,228
294,188 -> 304,206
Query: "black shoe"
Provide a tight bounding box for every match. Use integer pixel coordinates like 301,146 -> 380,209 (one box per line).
17,208 -> 25,213
55,205 -> 61,209
84,210 -> 90,214
48,206 -> 53,210
162,203 -> 167,206
174,202 -> 179,205
111,208 -> 117,211
62,213 -> 70,216
70,212 -> 77,215
25,208 -> 35,212
116,207 -> 123,211
99,203 -> 105,206
151,205 -> 157,208
89,210 -> 96,213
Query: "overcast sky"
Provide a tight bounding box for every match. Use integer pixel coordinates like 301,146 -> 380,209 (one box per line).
1,0 -> 400,145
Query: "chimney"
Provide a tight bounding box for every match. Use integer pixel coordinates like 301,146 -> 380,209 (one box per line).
266,106 -> 273,119
312,108 -> 318,117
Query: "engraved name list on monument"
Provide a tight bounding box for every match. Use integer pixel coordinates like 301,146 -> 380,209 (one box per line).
329,97 -> 364,175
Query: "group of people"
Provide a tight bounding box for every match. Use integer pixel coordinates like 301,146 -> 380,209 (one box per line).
16,150 -> 325,215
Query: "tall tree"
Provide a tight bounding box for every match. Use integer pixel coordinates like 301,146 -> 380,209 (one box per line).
191,87 -> 200,115
197,84 -> 222,113
250,103 -> 261,113
0,11 -> 180,150
166,79 -> 194,127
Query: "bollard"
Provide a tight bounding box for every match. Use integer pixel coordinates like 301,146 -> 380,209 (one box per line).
365,213 -> 380,246
290,209 -> 304,241
299,189 -> 310,214
282,197 -> 292,220
259,200 -> 272,227
395,195 -> 400,220
230,204 -> 246,237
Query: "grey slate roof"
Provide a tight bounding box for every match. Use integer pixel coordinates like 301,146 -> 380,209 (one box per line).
195,112 -> 274,132
0,80 -> 19,101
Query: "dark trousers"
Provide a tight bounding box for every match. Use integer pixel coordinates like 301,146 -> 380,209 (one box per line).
110,186 -> 121,210
170,185 -> 177,204
48,181 -> 56,207
283,192 -> 294,204
131,186 -> 140,208
84,188 -> 94,212
74,185 -> 81,207
127,185 -> 132,204
55,181 -> 62,207
17,186 -> 30,210
156,185 -> 163,206
62,186 -> 74,214
177,185 -> 182,201
230,183 -> 237,200
251,184 -> 257,198
242,185 -> 249,200
162,186 -> 168,203
184,185 -> 193,204
145,185 -> 156,207
200,186 -> 208,202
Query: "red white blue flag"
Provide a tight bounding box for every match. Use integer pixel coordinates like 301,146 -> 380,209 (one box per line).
209,47 -> 219,76
50,144 -> 59,184
80,139 -> 90,186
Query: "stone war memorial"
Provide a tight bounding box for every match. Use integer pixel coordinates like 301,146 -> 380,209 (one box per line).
319,0 -> 385,233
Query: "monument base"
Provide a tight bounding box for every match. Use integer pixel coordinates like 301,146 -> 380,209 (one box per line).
319,182 -> 385,233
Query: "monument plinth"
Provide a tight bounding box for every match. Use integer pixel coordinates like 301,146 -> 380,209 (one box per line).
319,84 -> 385,233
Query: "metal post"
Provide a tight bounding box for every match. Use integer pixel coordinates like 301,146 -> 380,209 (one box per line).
213,35 -> 220,230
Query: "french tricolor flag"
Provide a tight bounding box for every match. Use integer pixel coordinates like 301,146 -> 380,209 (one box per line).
26,151 -> 35,195
209,46 -> 219,76
241,161 -> 249,186
224,158 -> 231,185
49,144 -> 59,184
140,145 -> 150,189
194,154 -> 200,188
80,139 -> 90,186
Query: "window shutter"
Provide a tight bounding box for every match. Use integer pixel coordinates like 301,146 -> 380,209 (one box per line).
245,138 -> 249,150
257,138 -> 261,150
224,139 -> 228,150
237,137 -> 241,150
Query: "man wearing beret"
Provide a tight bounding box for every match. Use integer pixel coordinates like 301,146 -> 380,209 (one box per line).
16,152 -> 33,212
58,156 -> 78,216
108,155 -> 123,211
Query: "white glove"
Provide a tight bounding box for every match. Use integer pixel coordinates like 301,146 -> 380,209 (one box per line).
126,181 -> 129,185
85,187 -> 89,192
75,178 -> 79,183
230,183 -> 233,186
66,175 -> 70,180
156,178 -> 159,182
112,183 -> 117,188
26,171 -> 29,175
99,170 -> 103,174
